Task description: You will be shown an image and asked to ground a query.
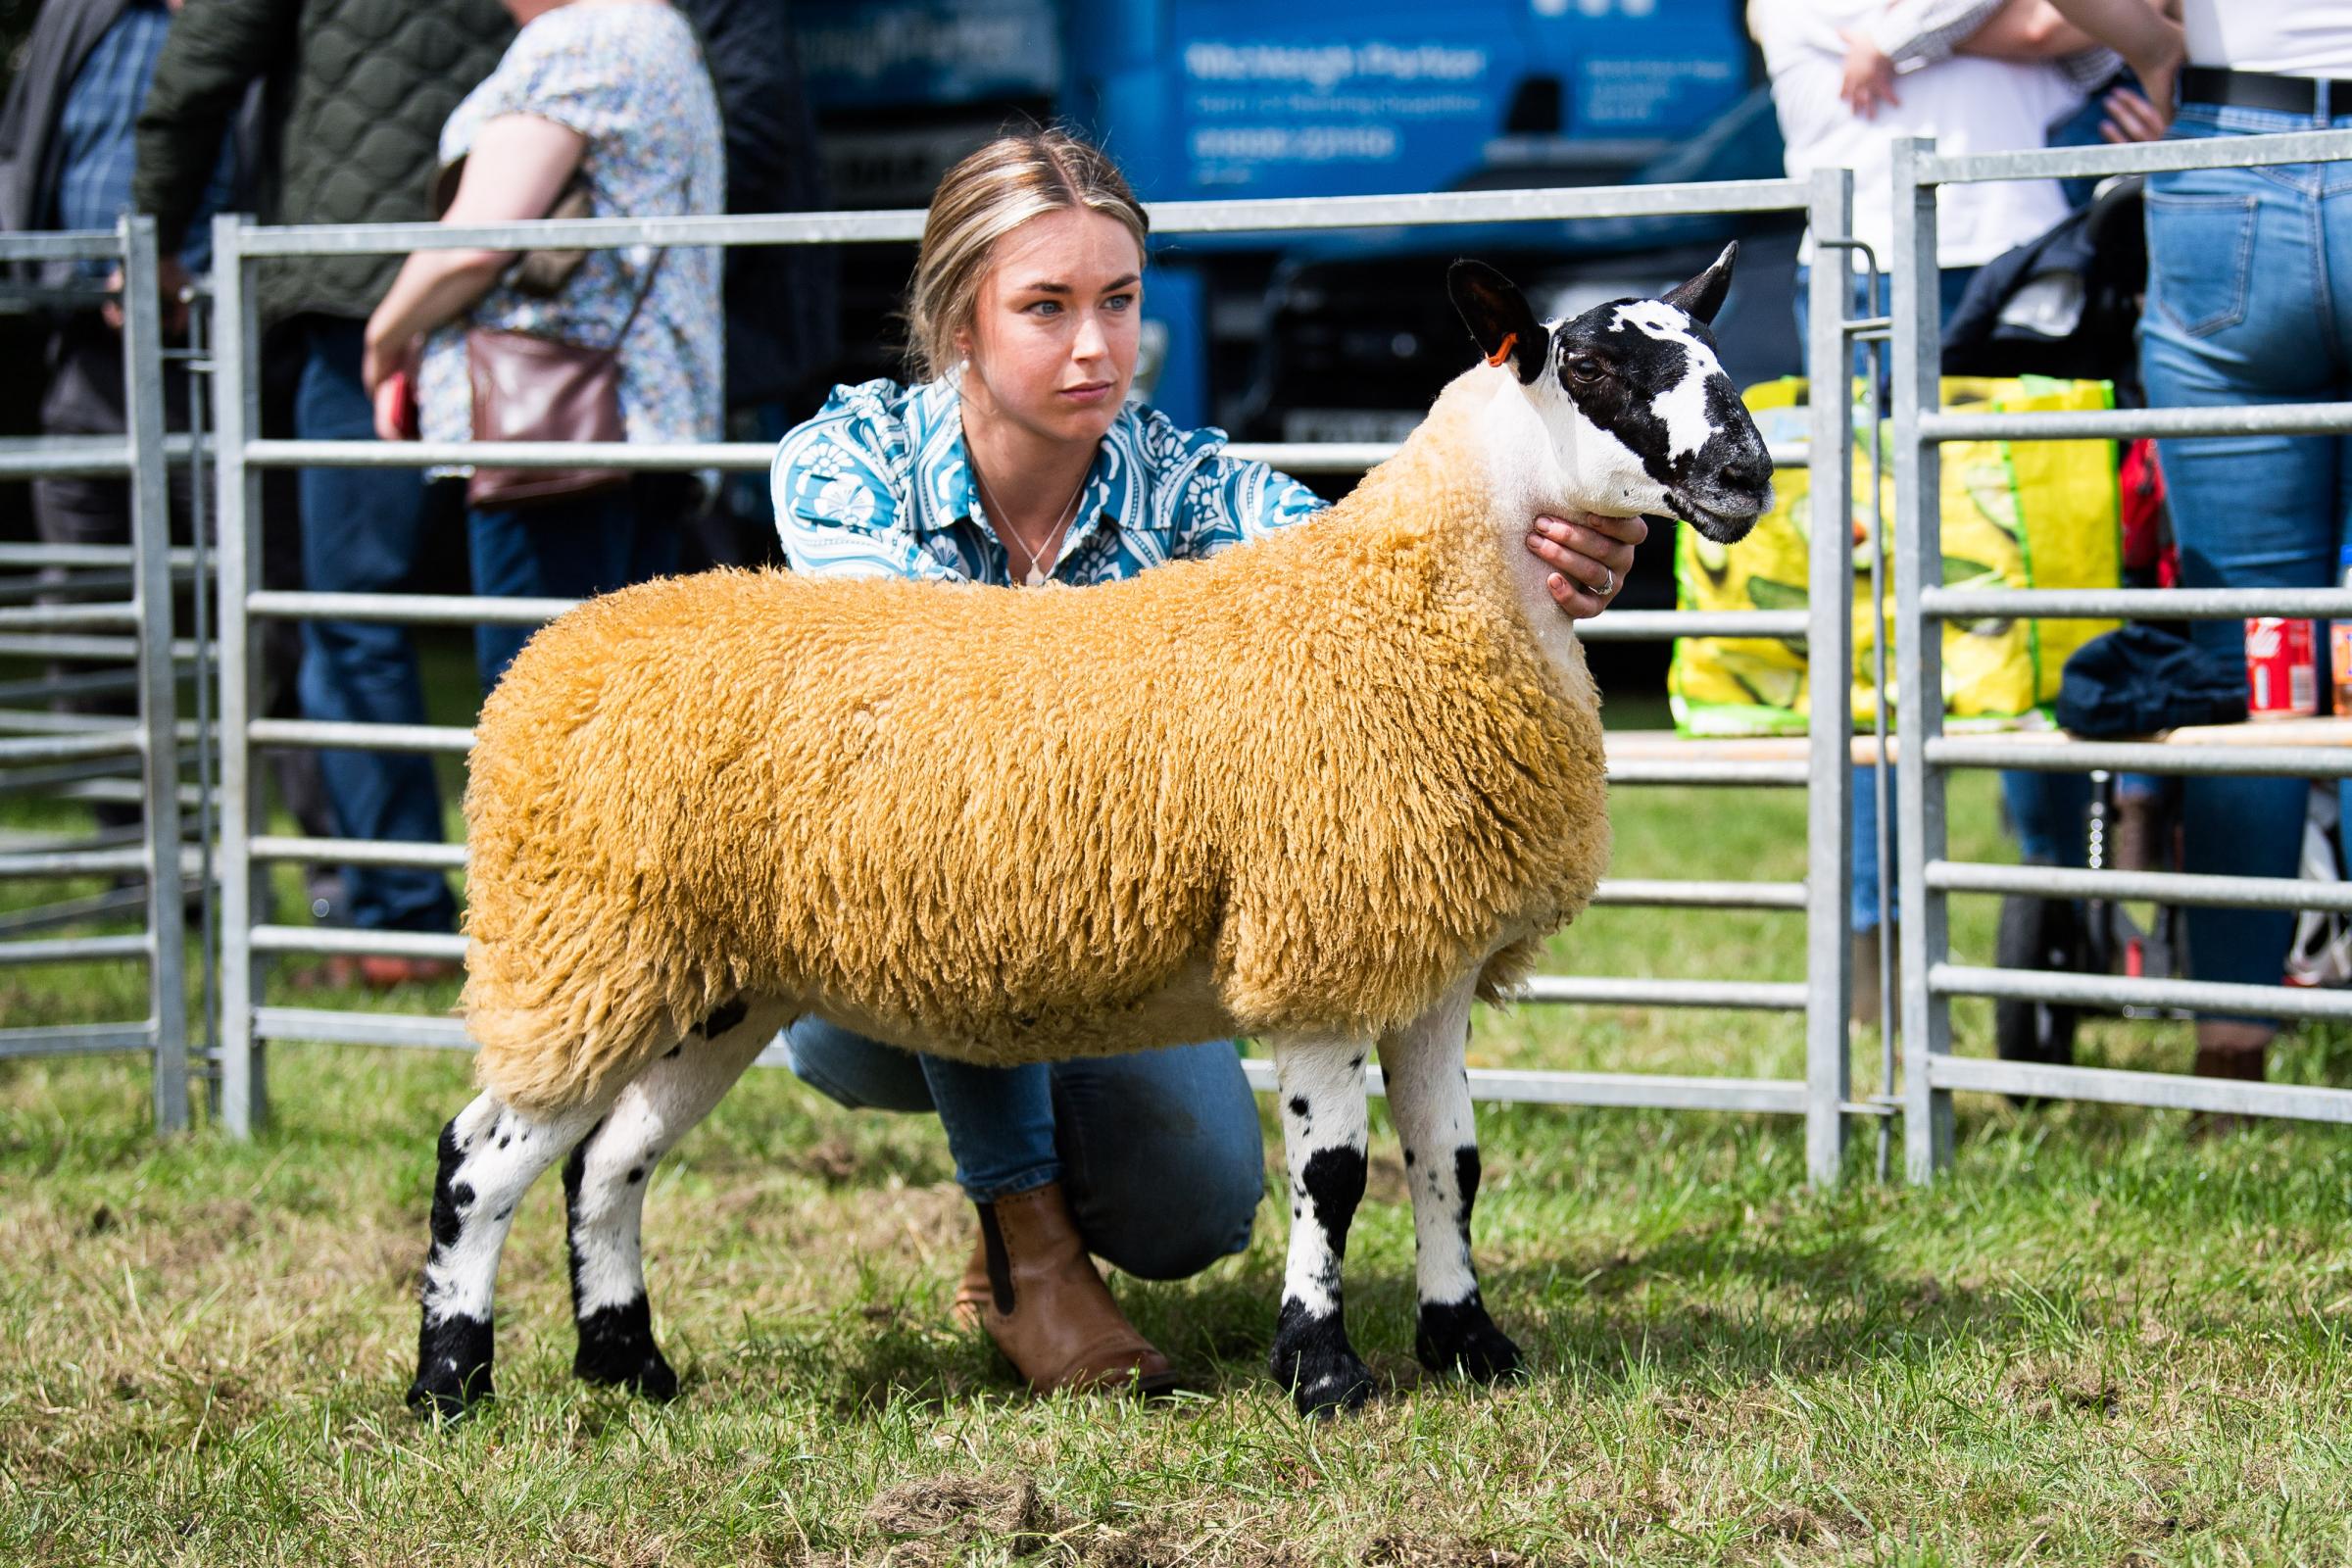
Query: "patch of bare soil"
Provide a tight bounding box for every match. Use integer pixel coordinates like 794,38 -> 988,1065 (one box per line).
862,1468 -> 1061,1562
1359,1529 -> 1528,1566
1081,1522 -> 1311,1568
2000,1354 -> 2123,1419
798,1137 -> 866,1186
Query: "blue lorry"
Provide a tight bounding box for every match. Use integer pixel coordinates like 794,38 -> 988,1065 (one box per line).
791,0 -> 1790,434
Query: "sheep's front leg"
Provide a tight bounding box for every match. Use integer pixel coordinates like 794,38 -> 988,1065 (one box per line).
410,1091 -> 613,1419
1268,1036 -> 1376,1417
1379,980 -> 1523,1383
562,997 -> 788,1399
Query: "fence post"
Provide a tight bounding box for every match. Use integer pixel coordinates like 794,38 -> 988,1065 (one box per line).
1803,169 -> 1856,1186
118,216 -> 191,1133
211,215 -> 267,1136
1890,138 -> 1954,1181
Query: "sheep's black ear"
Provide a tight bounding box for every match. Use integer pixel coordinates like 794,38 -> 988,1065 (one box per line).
1661,241 -> 1738,325
1447,260 -> 1549,384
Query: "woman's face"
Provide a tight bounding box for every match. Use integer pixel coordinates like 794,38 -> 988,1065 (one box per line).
956,207 -> 1145,449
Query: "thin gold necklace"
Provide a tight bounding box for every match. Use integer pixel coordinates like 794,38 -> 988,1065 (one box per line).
972,461 -> 1089,587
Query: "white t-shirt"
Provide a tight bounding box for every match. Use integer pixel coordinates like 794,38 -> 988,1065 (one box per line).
1750,0 -> 2085,270
2182,1 -> 2352,78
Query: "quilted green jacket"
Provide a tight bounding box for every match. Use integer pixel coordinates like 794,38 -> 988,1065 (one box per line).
133,0 -> 512,322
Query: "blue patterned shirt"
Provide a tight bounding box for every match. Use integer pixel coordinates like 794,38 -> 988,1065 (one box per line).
53,0 -> 234,274
771,376 -> 1329,584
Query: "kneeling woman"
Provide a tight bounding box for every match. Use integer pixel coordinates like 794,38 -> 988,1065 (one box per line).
770,130 -> 1642,1396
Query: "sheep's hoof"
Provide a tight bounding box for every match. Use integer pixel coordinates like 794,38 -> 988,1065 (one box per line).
574,1344 -> 678,1401
573,1299 -> 679,1401
408,1314 -> 494,1422
1415,1295 -> 1525,1385
1269,1301 -> 1376,1418
1288,1356 -> 1376,1418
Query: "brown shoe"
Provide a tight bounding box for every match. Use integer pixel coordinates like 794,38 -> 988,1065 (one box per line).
951,1234 -> 991,1334
970,1182 -> 1180,1397
2187,1022 -> 2272,1139
354,955 -> 462,990
286,954 -> 461,992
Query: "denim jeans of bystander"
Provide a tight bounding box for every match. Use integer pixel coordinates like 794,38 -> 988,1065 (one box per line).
2140,99 -> 2352,1007
293,315 -> 457,935
468,475 -> 686,693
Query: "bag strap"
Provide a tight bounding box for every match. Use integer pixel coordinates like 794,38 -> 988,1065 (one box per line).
605,243 -> 669,354
602,170 -> 693,355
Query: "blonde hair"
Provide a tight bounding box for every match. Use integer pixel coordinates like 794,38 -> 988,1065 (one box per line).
906,129 -> 1150,382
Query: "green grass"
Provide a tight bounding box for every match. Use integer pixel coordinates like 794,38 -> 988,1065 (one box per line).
6,661 -> 2352,1564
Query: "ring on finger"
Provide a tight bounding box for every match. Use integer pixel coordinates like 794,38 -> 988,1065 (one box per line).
1594,565 -> 1614,598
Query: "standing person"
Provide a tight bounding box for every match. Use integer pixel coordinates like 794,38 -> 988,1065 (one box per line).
1750,0 -> 2158,1026
0,0 -> 237,838
2047,0 -> 2352,1092
360,0 -> 724,694
673,0 -> 839,569
134,0 -> 514,985
769,129 -> 1649,1397
4,0 -> 347,916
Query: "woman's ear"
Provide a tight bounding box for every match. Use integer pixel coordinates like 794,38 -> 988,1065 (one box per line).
1447,260 -> 1550,384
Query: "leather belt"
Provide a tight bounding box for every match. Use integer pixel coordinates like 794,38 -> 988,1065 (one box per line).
2180,65 -> 2352,117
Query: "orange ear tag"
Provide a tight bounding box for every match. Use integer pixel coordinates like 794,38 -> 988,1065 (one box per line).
1485,332 -> 1519,369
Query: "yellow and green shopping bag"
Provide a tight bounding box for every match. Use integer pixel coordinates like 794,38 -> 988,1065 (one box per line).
1668,375 -> 2124,737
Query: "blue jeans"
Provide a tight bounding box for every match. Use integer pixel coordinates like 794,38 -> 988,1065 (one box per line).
293,317 -> 456,934
2140,99 -> 2352,1007
783,1017 -> 1264,1280
1794,267 -> 2088,929
468,479 -> 684,692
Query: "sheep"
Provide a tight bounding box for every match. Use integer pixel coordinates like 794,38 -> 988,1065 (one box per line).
407,248 -> 1774,1421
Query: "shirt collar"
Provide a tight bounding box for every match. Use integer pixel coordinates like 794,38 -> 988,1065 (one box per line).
904,376 -> 1142,572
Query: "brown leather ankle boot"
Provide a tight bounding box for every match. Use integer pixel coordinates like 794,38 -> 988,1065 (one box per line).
969,1182 -> 1180,1396
952,1235 -> 990,1334
2188,1021 -> 2273,1139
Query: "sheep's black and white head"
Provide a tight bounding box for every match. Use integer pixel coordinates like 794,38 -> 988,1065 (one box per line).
1447,248 -> 1773,544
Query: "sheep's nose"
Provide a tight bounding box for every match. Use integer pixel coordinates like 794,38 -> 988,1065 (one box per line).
1720,445 -> 1774,495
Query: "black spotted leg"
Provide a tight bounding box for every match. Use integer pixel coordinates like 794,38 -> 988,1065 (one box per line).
1268,1036 -> 1377,1417
1378,980 -> 1523,1384
561,997 -> 789,1399
410,1090 -> 614,1420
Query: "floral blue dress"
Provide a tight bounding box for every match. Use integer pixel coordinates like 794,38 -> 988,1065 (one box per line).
418,1 -> 724,459
770,375 -> 1330,584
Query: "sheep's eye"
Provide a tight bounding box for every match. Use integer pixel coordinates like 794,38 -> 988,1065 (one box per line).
1567,356 -> 1605,383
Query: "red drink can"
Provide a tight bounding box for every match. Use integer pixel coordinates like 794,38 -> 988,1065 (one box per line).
2246,616 -> 2319,719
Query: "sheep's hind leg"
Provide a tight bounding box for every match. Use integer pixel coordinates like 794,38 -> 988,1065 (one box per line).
1268,1036 -> 1376,1417
1378,980 -> 1522,1384
562,996 -> 791,1399
410,1091 -> 613,1419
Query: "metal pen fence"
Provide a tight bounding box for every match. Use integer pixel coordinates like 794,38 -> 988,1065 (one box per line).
0,217 -> 195,1130
1889,128 -> 2352,1179
203,174 -> 1865,1180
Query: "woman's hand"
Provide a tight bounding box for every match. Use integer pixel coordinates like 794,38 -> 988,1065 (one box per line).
1836,29 -> 1900,120
360,326 -> 403,400
1526,512 -> 1646,619
362,328 -> 415,441
2098,83 -> 2171,144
